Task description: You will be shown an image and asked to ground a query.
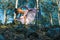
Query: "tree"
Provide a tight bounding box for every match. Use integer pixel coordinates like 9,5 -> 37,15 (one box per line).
40,1 -> 58,26
1,0 -> 15,24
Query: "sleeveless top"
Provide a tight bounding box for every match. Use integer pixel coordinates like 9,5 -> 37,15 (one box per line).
18,8 -> 37,25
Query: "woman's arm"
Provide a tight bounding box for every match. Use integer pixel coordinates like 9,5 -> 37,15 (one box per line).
23,10 -> 28,24
23,10 -> 28,16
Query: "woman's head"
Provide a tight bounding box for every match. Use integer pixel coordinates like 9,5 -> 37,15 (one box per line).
15,8 -> 24,14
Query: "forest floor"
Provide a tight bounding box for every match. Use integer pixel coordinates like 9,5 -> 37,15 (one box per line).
0,21 -> 60,40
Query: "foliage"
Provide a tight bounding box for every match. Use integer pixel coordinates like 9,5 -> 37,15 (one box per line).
40,1 -> 58,26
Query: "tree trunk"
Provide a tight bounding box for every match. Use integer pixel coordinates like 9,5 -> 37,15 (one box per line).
36,0 -> 39,25
4,10 -> 6,24
58,1 -> 60,25
14,0 -> 18,20
50,13 -> 53,25
58,12 -> 60,25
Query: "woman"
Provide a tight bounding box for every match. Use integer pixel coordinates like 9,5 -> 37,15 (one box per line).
15,7 -> 37,25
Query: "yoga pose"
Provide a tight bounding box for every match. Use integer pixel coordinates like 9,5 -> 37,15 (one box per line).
15,7 -> 37,25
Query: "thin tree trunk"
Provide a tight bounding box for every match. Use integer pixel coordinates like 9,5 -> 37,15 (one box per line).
58,1 -> 60,25
58,12 -> 60,25
50,13 -> 53,25
36,0 -> 39,25
4,10 -> 6,24
14,0 -> 18,20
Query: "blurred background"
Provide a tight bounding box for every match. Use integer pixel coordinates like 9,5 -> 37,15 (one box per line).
0,0 -> 60,27
0,0 -> 60,40
0,0 -> 36,24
